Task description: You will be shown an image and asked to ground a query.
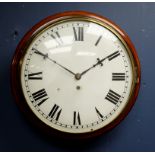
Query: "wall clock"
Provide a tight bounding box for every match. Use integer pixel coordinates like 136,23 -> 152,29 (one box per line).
11,11 -> 141,139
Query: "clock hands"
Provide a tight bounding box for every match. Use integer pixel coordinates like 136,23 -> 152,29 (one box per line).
33,48 -> 119,80
32,48 -> 76,76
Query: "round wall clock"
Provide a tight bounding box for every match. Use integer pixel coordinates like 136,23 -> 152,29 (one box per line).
11,11 -> 141,139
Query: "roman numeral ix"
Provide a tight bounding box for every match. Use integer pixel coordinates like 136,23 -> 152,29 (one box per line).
112,73 -> 125,81
73,111 -> 81,125
105,89 -> 121,105
28,72 -> 42,80
73,27 -> 84,41
48,104 -> 62,121
32,88 -> 49,106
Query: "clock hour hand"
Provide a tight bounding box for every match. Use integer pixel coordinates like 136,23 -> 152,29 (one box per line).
32,48 -> 76,76
80,51 -> 120,77
80,57 -> 107,77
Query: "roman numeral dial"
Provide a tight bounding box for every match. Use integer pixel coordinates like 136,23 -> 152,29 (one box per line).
112,73 -> 125,81
51,31 -> 63,46
95,107 -> 103,119
73,27 -> 84,41
48,104 -> 62,121
73,111 -> 81,125
28,72 -> 42,80
95,35 -> 102,46
32,88 -> 49,106
105,89 -> 121,105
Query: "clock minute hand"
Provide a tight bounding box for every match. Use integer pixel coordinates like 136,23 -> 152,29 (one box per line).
33,48 -> 49,59
33,48 -> 76,76
48,57 -> 76,76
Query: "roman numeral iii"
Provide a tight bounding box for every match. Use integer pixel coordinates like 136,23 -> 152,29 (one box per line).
48,104 -> 62,121
73,111 -> 81,125
112,73 -> 125,81
73,27 -> 84,41
105,89 -> 121,105
32,88 -> 49,106
28,72 -> 42,80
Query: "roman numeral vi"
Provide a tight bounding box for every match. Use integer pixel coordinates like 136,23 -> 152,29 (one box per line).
73,111 -> 81,125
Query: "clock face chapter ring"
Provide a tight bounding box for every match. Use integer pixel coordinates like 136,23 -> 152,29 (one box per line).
11,11 -> 141,139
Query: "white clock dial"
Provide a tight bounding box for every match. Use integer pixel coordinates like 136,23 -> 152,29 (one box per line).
20,20 -> 134,134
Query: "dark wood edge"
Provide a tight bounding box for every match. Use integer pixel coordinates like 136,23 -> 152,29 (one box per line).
11,11 -> 141,139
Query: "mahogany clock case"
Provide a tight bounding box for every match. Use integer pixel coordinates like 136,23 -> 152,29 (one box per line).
3,2 -> 155,152
11,11 -> 141,139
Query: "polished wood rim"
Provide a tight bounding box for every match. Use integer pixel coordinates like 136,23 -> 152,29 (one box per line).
11,11 -> 141,139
